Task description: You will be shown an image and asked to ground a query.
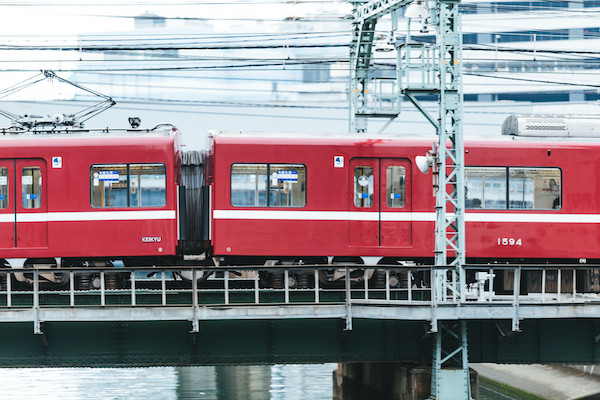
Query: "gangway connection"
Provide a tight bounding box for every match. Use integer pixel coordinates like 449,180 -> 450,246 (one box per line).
2,264 -> 600,335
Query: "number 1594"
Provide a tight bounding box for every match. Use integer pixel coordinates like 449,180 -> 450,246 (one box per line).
498,237 -> 522,246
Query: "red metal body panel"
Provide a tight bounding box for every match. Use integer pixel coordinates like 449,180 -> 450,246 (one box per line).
210,133 -> 600,261
0,130 -> 179,261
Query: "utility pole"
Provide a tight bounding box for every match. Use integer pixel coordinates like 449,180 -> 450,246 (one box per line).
351,0 -> 471,398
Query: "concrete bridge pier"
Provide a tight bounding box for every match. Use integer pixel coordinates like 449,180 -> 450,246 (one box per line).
333,363 -> 479,400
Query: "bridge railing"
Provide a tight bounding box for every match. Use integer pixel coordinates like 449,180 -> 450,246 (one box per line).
0,265 -> 434,308
0,264 -> 599,333
0,264 -> 599,307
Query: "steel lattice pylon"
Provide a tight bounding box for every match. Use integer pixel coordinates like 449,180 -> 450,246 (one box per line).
429,2 -> 470,397
351,0 -> 471,398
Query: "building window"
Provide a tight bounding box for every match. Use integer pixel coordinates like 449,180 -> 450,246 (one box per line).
302,63 -> 330,83
91,163 -> 166,208
231,163 -> 306,207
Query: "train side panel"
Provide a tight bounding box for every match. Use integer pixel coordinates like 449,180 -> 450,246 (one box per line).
464,140 -> 600,260
211,135 -> 435,259
210,133 -> 600,263
0,132 -> 179,261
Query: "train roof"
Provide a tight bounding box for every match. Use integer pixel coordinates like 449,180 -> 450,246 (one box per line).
0,124 -> 178,142
209,130 -> 600,147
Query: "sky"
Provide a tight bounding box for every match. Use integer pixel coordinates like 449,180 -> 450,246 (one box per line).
0,0 -> 599,147
0,1 -> 351,36
0,0 -> 356,146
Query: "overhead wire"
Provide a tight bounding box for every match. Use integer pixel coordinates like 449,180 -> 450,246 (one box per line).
0,0 -> 597,119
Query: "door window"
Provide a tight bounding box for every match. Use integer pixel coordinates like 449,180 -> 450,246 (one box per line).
22,166 -> 41,209
386,166 -> 406,208
354,166 -> 374,207
0,167 -> 8,209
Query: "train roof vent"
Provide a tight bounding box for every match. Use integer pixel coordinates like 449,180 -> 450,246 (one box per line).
502,114 -> 600,137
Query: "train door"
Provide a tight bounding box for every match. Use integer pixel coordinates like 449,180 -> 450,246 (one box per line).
380,158 -> 411,247
0,160 -> 15,248
15,159 -> 47,248
349,158 -> 380,247
349,158 -> 411,248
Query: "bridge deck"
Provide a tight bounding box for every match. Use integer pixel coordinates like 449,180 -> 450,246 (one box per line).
0,265 -> 597,367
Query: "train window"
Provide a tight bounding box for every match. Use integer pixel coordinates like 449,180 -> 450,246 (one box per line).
22,166 -> 42,209
91,164 -> 128,207
269,164 -> 306,207
0,168 -> 7,209
231,164 -> 268,207
509,168 -> 561,209
91,163 -> 166,208
386,166 -> 406,208
129,164 -> 166,207
466,167 -> 507,209
354,166 -> 374,208
466,166 -> 561,210
231,163 -> 306,207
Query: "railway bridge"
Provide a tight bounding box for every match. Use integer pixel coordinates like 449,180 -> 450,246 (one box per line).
0,263 -> 598,368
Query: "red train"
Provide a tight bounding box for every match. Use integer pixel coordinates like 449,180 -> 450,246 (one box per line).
0,125 -> 180,285
209,131 -> 573,263
3,118 -> 600,291
205,128 -> 598,290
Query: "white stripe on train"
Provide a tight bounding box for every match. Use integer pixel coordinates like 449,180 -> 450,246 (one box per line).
212,209 -> 600,224
0,210 -> 176,223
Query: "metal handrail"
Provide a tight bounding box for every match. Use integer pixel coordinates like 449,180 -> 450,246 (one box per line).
1,264 -> 599,333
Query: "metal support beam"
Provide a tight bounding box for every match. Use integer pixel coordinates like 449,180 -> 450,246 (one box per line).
350,0 -> 410,132
429,0 -> 470,398
430,320 -> 471,399
355,0 -> 412,22
350,0 -> 469,395
350,14 -> 377,133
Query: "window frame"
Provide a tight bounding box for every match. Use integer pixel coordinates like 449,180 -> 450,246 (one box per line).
90,163 -> 167,209
230,163 -> 307,208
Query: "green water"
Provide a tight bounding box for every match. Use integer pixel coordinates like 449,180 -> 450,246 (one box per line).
0,365 -> 336,400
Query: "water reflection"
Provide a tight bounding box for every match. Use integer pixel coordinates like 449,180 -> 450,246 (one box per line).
0,364 -> 336,400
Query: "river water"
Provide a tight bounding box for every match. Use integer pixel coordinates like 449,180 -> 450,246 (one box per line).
0,364 -> 548,399
0,364 -> 337,400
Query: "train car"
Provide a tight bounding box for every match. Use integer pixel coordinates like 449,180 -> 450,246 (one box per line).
205,129 -> 600,288
0,125 -> 181,285
5,116 -> 600,293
